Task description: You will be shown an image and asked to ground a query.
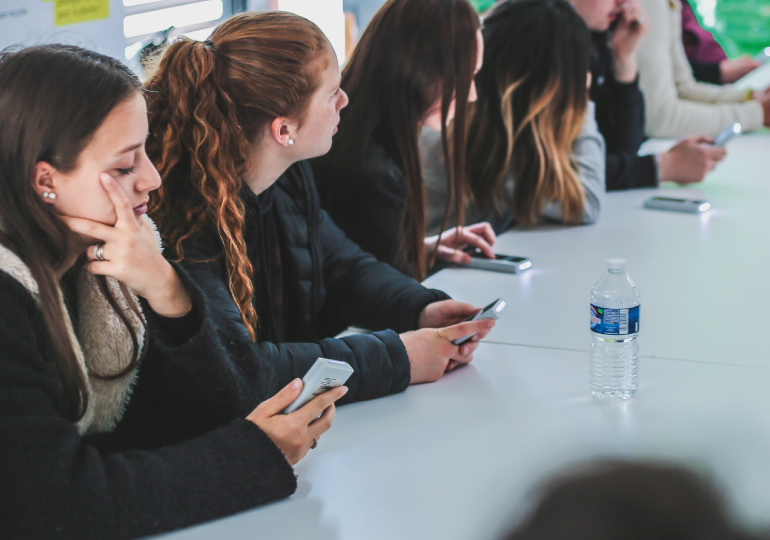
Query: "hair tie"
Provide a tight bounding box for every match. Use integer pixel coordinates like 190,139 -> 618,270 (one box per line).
203,39 -> 215,51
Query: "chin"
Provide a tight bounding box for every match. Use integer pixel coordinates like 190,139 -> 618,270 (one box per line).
311,140 -> 334,158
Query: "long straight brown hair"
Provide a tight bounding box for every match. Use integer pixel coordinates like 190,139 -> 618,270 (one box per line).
314,0 -> 479,280
146,12 -> 330,340
467,0 -> 591,226
0,45 -> 145,421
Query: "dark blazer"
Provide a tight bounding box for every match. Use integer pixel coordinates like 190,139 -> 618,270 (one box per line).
179,160 -> 450,406
0,265 -> 297,540
590,31 -> 659,191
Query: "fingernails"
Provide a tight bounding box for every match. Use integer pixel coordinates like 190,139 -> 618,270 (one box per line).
340,386 -> 349,396
100,174 -> 112,184
461,346 -> 468,355
290,378 -> 301,390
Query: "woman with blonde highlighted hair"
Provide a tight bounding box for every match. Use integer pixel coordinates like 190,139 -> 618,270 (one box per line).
422,0 -> 606,233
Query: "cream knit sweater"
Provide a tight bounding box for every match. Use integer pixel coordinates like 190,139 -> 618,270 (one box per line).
637,0 -> 763,137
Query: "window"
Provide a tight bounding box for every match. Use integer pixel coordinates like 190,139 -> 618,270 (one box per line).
123,0 -> 239,61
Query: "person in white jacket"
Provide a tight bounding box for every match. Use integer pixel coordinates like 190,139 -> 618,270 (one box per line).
637,0 -> 770,137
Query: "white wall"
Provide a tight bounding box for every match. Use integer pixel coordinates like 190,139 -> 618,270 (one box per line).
0,0 -> 125,60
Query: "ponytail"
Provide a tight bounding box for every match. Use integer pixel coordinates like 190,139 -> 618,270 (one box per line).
147,12 -> 330,340
146,38 -> 258,337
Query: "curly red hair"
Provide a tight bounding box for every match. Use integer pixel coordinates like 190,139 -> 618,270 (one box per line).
146,12 -> 329,339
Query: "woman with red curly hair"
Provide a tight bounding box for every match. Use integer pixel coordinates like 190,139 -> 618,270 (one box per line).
146,11 -> 495,405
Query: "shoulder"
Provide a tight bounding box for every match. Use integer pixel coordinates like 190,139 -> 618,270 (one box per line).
355,144 -> 406,199
0,269 -> 40,317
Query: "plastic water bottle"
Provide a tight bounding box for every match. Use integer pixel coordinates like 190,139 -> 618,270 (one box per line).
589,258 -> 640,400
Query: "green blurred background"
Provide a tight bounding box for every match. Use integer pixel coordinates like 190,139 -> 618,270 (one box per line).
467,0 -> 770,57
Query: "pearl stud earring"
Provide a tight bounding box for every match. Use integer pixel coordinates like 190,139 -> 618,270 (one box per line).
42,191 -> 56,200
287,138 -> 294,146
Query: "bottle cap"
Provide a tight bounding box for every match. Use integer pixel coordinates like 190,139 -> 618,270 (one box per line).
606,258 -> 627,271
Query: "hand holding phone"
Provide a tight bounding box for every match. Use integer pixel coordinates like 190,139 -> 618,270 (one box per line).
247,377 -> 347,465
282,358 -> 354,414
713,123 -> 742,146
451,298 -> 507,345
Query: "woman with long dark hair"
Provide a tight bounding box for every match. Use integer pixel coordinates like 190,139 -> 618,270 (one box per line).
146,12 -> 494,399
311,0 -> 495,280
422,0 -> 605,233
0,44 -> 347,539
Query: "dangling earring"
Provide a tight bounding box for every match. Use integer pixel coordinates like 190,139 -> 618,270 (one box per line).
287,138 -> 295,146
42,191 -> 57,200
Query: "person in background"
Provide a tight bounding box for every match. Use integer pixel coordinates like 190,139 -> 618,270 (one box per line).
571,0 -> 727,187
146,12 -> 494,402
680,0 -> 760,85
502,461 -> 762,540
637,0 -> 770,137
421,0 -> 605,235
312,0 -> 497,279
0,44 -> 346,539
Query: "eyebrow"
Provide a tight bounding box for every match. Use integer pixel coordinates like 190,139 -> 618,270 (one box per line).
114,142 -> 143,156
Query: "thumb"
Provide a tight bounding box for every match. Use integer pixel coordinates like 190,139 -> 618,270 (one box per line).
263,378 -> 303,416
441,318 -> 495,342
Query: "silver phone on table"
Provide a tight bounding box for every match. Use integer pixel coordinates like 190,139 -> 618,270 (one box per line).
643,196 -> 711,213
713,122 -> 742,146
460,247 -> 532,274
451,298 -> 506,346
281,358 -> 353,414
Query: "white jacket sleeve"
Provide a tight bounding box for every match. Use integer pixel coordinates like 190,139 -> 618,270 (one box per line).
637,0 -> 763,137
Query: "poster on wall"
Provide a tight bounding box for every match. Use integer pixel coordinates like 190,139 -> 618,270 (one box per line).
0,0 -> 125,60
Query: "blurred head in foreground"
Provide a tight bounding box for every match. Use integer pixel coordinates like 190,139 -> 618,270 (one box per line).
504,461 -> 765,540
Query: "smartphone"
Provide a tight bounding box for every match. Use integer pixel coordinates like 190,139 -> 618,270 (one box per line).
643,196 -> 711,213
451,298 -> 507,346
755,47 -> 770,63
461,247 -> 532,274
713,122 -> 742,146
281,357 -> 353,414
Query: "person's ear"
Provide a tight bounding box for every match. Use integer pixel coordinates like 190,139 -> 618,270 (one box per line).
269,117 -> 297,147
31,162 -> 59,203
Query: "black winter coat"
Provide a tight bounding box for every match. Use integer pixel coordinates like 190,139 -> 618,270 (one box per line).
0,265 -> 297,540
591,32 -> 659,191
179,160 -> 450,406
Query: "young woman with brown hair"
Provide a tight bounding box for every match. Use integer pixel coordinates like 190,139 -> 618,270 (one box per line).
311,0 -> 496,280
146,12 -> 494,399
422,0 -> 606,233
1,44 -> 347,539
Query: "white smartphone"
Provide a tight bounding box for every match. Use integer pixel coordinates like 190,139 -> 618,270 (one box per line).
713,122 -> 742,146
451,298 -> 506,346
460,247 -> 532,274
643,196 -> 711,213
281,357 -> 353,414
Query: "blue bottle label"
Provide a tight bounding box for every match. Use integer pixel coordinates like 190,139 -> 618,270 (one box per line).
590,304 -> 640,335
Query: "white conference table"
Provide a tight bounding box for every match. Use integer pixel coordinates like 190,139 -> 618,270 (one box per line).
157,134 -> 770,539
425,133 -> 770,368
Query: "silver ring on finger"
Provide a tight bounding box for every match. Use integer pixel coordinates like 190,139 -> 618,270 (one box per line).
311,438 -> 318,450
94,243 -> 107,262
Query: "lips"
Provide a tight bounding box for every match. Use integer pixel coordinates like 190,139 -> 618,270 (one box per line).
133,201 -> 148,216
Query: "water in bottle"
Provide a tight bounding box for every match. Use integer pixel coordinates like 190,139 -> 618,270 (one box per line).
589,258 -> 640,400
